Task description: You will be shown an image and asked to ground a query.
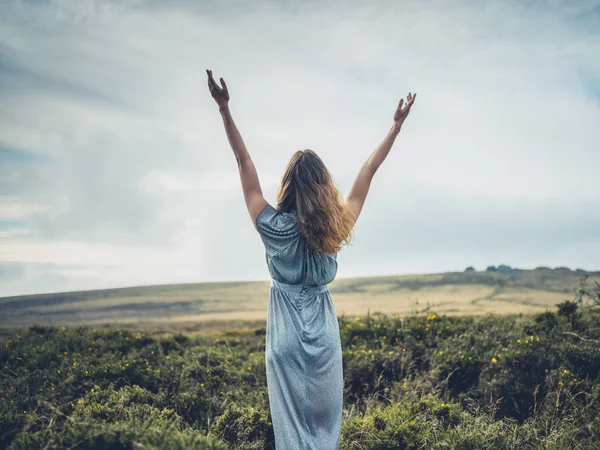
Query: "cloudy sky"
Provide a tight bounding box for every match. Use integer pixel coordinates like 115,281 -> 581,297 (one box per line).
1,0 -> 599,297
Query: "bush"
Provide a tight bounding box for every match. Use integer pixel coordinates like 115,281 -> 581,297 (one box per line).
210,403 -> 274,449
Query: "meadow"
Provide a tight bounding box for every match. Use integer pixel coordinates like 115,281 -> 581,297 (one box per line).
2,266 -> 598,332
1,267 -> 600,449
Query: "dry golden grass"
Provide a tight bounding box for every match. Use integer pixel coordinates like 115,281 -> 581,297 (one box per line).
1,268 -> 598,334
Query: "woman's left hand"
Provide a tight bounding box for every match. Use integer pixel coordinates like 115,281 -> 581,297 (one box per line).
206,69 -> 230,108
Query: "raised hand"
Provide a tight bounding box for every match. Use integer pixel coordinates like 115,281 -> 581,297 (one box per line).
206,69 -> 230,108
393,92 -> 416,130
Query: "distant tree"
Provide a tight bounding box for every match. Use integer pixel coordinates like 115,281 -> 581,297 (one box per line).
577,275 -> 600,313
555,266 -> 572,271
497,265 -> 513,274
486,265 -> 497,272
464,266 -> 475,272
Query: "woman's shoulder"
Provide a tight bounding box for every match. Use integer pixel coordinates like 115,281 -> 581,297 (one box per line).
257,203 -> 299,235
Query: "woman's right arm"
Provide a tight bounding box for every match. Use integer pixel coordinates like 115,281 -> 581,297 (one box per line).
345,93 -> 416,223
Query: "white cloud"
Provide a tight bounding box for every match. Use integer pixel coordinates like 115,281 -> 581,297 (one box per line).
0,0 -> 599,296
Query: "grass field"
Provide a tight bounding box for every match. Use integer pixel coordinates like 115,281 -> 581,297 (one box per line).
1,267 -> 598,333
1,266 -> 599,449
2,301 -> 599,449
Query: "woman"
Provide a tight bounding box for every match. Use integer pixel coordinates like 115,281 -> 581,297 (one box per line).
207,69 -> 416,449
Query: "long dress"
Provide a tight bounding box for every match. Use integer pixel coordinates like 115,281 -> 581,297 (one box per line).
255,203 -> 343,450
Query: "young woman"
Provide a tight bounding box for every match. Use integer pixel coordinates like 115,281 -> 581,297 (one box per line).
207,69 -> 416,449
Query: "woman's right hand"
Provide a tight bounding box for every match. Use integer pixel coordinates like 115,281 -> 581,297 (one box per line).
392,92 -> 416,132
206,69 -> 230,108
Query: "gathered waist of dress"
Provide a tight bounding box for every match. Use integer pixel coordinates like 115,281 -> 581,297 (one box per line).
271,279 -> 329,294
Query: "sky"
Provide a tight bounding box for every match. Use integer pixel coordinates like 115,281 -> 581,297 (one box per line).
1,0 -> 599,297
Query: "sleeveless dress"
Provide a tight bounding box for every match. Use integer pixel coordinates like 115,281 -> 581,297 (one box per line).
255,203 -> 343,450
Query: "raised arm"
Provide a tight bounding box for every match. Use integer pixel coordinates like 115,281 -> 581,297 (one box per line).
345,92 -> 416,223
207,69 -> 267,228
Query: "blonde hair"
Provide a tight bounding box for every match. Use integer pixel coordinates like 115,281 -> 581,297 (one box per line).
276,149 -> 355,253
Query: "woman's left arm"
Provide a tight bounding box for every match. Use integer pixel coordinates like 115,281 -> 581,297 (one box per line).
207,70 -> 267,227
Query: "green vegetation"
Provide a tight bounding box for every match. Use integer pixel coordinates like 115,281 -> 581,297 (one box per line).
2,283 -> 600,449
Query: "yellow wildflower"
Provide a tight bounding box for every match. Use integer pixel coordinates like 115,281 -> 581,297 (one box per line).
491,358 -> 497,364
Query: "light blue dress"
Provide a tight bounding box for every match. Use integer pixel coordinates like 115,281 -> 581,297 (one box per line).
256,203 -> 343,450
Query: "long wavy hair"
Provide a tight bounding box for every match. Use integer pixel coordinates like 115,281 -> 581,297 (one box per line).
276,149 -> 355,253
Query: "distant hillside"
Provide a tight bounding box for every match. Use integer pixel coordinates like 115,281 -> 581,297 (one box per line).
1,267 -> 598,330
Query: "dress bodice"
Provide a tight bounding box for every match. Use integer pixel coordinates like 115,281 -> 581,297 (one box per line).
256,203 -> 338,286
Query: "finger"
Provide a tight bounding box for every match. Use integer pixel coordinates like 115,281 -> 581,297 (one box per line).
207,69 -> 217,85
398,98 -> 404,109
220,77 -> 228,91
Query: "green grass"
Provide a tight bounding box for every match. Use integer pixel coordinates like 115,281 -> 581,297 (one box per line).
1,298 -> 599,449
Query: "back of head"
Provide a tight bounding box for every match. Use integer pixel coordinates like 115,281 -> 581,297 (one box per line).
276,149 -> 355,253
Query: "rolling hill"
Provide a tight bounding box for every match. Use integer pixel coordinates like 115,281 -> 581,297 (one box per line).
1,266 -> 598,333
